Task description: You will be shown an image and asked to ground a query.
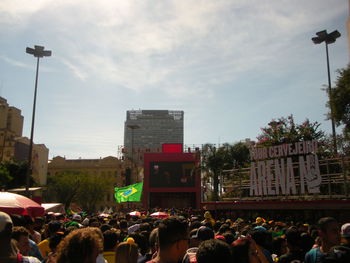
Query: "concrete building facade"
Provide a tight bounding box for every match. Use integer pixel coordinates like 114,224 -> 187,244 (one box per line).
48,156 -> 127,210
124,110 -> 184,163
0,97 -> 24,162
15,137 -> 49,186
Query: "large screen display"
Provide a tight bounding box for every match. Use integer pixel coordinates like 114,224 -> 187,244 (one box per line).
150,161 -> 195,188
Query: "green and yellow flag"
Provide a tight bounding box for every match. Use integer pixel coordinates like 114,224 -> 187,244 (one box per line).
114,182 -> 143,203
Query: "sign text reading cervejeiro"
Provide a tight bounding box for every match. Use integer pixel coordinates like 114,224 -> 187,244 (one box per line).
249,141 -> 321,196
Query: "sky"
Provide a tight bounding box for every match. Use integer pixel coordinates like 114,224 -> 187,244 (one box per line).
0,0 -> 348,159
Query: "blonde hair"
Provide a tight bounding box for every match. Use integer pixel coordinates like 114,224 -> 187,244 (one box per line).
115,240 -> 138,263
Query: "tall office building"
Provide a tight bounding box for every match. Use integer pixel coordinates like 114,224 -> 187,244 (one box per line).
124,110 -> 184,164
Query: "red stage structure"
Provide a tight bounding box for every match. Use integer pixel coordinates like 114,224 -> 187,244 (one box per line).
143,144 -> 201,209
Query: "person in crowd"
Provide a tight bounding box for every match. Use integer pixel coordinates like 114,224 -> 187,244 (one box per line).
38,220 -> 62,260
271,236 -> 287,262
11,226 -> 33,256
138,228 -> 158,263
231,237 -> 269,263
201,212 -> 215,227
278,229 -> 304,263
115,237 -> 139,263
44,232 -> 65,263
102,230 -> 119,263
305,217 -> 341,263
147,216 -> 189,263
250,227 -> 274,263
0,211 -> 41,263
340,223 -> 350,248
196,239 -> 232,263
321,245 -> 350,263
56,228 -> 103,263
23,215 -> 41,244
193,226 -> 215,245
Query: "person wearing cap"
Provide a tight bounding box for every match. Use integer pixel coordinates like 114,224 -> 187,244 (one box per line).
201,211 -> 215,227
278,228 -> 304,263
38,220 -> 62,260
194,226 -> 215,244
0,211 -> 41,263
255,217 -> 266,226
341,223 -> 350,248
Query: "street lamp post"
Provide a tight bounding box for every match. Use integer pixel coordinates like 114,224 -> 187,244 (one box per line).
25,45 -> 51,197
127,124 -> 140,184
312,30 -> 341,155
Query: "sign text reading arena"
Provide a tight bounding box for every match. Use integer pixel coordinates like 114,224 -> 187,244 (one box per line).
249,141 -> 321,196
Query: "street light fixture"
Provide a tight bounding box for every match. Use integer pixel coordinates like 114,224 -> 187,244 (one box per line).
25,45 -> 51,196
312,30 -> 341,155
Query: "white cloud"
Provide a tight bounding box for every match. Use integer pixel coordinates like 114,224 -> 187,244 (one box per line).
0,55 -> 31,69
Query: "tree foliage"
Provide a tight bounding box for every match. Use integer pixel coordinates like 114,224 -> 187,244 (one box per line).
256,115 -> 325,147
44,171 -> 114,212
0,160 -> 31,190
331,64 -> 350,135
201,142 -> 250,201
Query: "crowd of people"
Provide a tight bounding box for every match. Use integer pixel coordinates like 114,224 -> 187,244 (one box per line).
0,209 -> 349,263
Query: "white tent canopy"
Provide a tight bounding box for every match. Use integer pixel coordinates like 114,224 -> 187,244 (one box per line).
41,203 -> 65,213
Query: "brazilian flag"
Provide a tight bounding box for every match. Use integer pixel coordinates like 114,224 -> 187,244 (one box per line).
114,182 -> 143,203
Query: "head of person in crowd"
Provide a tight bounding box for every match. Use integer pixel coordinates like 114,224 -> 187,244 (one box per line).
202,211 -> 215,227
149,228 -> 158,255
56,228 -> 103,263
102,229 -> 119,263
217,224 -> 229,235
318,217 -> 341,253
100,223 -> 112,233
250,227 -> 271,250
47,220 -> 62,237
196,239 -> 232,263
115,238 -> 138,263
271,236 -> 287,257
11,226 -> 31,256
128,231 -> 148,256
34,217 -> 44,232
46,232 -> 65,263
255,217 -> 265,226
155,216 -> 189,263
231,237 -> 260,263
340,223 -> 350,246
119,219 -> 128,232
193,226 -> 214,245
103,230 -> 119,252
0,212 -> 19,262
189,221 -> 202,231
299,232 -> 314,253
222,232 -> 235,245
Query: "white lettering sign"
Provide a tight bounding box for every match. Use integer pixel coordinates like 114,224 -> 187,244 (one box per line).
249,141 -> 321,196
